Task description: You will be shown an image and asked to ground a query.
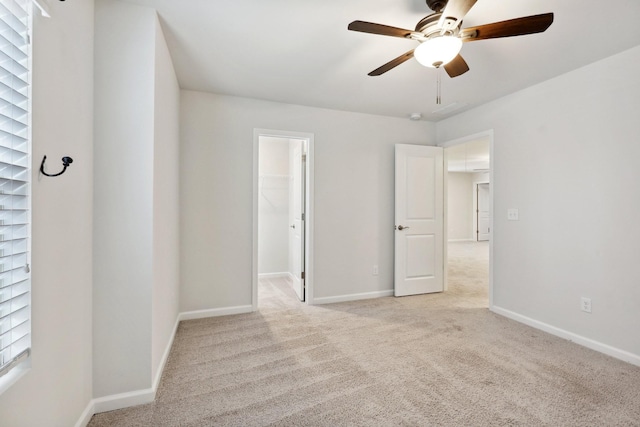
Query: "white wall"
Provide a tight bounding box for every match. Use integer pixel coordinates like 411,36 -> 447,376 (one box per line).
151,15 -> 180,386
258,137 -> 289,275
437,45 -> 640,360
447,172 -> 473,241
93,0 -> 155,397
0,1 -> 95,426
94,0 -> 180,398
180,91 -> 435,310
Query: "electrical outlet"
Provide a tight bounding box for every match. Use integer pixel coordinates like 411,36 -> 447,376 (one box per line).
507,208 -> 519,221
581,297 -> 592,313
372,265 -> 379,276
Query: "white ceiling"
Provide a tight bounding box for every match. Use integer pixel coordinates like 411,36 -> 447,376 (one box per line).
124,0 -> 640,121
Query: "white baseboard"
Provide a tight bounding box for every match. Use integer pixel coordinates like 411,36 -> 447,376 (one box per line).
491,306 -> 640,368
258,272 -> 290,279
74,379 -> 156,427
153,317 -> 180,391
74,315 -> 181,426
74,401 -> 96,427
178,305 -> 253,321
77,305 -> 255,425
313,290 -> 393,305
92,388 -> 156,414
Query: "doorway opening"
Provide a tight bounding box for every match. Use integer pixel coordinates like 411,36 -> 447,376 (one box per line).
441,131 -> 493,307
476,183 -> 490,241
253,129 -> 314,311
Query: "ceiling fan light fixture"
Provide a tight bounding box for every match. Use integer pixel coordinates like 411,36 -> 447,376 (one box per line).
414,36 -> 463,68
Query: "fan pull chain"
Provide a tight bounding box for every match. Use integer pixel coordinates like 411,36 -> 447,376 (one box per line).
436,66 -> 442,105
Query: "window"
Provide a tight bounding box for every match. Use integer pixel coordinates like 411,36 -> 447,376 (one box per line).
0,0 -> 31,380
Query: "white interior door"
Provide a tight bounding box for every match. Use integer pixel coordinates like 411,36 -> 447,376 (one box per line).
477,183 -> 490,241
289,140 -> 305,301
394,144 -> 444,297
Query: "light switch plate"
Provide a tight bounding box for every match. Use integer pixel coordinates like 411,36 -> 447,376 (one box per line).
507,208 -> 519,221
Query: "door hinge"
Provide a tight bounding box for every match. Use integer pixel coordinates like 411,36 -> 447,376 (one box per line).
301,271 -> 305,280
302,213 -> 305,221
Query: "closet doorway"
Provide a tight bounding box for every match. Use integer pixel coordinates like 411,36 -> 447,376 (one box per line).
253,130 -> 314,310
441,131 -> 492,307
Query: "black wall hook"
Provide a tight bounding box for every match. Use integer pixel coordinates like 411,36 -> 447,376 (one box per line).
40,155 -> 73,177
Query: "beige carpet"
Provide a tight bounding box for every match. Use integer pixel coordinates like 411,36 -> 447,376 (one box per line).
89,242 -> 640,426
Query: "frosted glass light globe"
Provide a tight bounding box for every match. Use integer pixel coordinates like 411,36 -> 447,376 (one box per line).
414,36 -> 463,68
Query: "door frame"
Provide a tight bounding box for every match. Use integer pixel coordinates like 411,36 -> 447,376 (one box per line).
438,130 -> 494,307
473,181 -> 490,241
253,129 -> 315,310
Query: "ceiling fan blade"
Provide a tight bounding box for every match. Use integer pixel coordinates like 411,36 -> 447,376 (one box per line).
443,54 -> 469,78
438,0 -> 478,33
460,13 -> 554,42
348,20 -> 419,39
368,50 -> 415,76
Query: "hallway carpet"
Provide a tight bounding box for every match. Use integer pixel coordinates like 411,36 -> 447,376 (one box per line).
88,242 -> 640,426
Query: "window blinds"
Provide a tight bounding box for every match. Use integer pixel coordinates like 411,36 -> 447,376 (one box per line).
0,0 -> 31,378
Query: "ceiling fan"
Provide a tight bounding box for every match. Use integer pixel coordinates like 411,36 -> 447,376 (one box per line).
348,0 -> 554,78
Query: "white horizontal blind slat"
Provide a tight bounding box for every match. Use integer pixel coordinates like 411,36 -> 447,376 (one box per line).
0,0 -> 30,379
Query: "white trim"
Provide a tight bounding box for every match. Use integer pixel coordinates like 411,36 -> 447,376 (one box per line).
74,315 -> 181,426
74,400 -> 95,427
492,306 -> 640,368
258,272 -> 290,279
472,180 -> 490,242
305,139 -> 315,305
438,130 -> 494,149
0,363 -> 29,397
152,317 -> 179,392
179,305 -> 253,321
253,132 -> 259,311
442,149 -> 448,292
447,238 -> 475,242
74,305 -> 248,426
92,388 -> 155,415
488,132 -> 494,307
253,129 -> 315,309
313,290 -> 393,305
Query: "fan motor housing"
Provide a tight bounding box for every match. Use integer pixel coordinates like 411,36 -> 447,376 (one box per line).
426,0 -> 448,13
415,13 -> 442,35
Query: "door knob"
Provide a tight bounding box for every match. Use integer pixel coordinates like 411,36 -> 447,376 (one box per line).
397,225 -> 410,231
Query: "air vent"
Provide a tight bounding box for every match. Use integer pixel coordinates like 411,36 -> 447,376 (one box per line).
431,102 -> 468,116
